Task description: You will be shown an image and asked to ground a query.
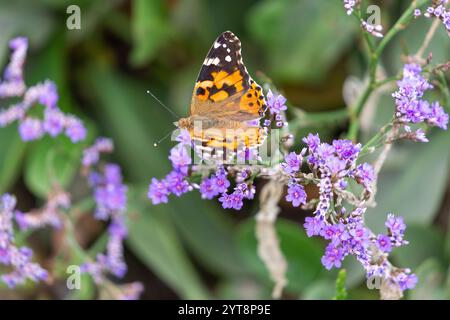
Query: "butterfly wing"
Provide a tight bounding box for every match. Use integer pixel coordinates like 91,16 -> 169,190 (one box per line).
190,31 -> 266,121
188,31 -> 267,156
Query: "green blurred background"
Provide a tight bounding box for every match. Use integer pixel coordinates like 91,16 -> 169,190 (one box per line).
0,0 -> 449,299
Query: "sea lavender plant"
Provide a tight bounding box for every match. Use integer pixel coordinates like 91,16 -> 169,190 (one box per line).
415,0 -> 450,34
0,37 -> 142,299
0,194 -> 48,288
148,10 -> 449,296
0,37 -> 86,142
80,138 -> 129,282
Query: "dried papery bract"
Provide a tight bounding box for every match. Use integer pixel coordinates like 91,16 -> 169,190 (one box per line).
255,180 -> 287,299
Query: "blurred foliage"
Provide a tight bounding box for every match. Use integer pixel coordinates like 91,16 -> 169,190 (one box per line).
0,0 -> 449,300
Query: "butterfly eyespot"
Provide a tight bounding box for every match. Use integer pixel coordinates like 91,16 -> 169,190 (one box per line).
256,86 -> 262,91
248,102 -> 254,107
258,95 -> 264,100
246,93 -> 252,98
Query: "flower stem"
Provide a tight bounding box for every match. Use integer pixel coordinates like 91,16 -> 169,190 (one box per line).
347,0 -> 428,141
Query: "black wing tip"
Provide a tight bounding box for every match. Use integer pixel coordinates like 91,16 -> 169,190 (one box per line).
219,30 -> 239,41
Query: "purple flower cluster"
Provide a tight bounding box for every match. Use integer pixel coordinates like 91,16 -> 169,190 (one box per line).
15,189 -> 70,230
393,63 -> 448,134
149,130 -> 260,210
81,139 -> 131,285
303,207 -> 417,292
0,37 -> 86,142
265,90 -> 288,128
416,1 -> 450,34
0,194 -> 48,288
148,131 -> 193,204
82,137 -> 114,168
283,133 -> 374,215
0,37 -> 27,97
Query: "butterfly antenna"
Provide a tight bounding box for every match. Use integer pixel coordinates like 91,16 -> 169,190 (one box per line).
146,89 -> 180,119
153,130 -> 173,147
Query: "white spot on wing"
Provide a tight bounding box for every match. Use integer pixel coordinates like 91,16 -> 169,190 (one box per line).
214,42 -> 220,49
225,55 -> 232,62
211,57 -> 220,65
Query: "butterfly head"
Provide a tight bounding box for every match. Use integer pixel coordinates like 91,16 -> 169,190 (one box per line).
176,117 -> 192,130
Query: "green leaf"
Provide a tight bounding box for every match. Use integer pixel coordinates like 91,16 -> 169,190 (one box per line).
247,0 -> 356,83
24,134 -> 86,198
366,129 -> 450,230
237,218 -> 325,294
408,258 -> 447,300
130,0 -> 172,66
0,124 -> 27,193
126,188 -> 210,299
167,193 -> 248,276
391,224 -> 445,269
0,0 -> 55,63
333,269 -> 348,300
302,279 -> 335,300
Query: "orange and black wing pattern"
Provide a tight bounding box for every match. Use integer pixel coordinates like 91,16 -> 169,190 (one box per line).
190,31 -> 266,120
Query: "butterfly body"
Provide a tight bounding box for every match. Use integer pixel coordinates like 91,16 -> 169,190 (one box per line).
177,31 -> 266,157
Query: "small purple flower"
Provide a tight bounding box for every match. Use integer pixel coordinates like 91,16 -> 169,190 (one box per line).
199,178 -> 218,199
376,234 -> 392,252
166,171 -> 191,196
148,178 -> 170,205
43,109 -> 65,136
19,118 -> 44,141
266,90 -> 287,115
355,163 -> 375,189
285,183 -> 306,207
38,81 -> 58,109
303,216 -> 324,237
428,102 -> 448,130
397,273 -> 418,290
333,139 -> 360,160
414,9 -> 421,17
82,137 -> 114,167
94,181 -> 127,219
349,223 -> 369,244
212,169 -> 230,194
282,152 -> 302,174
169,144 -> 191,174
385,214 -> 406,237
175,129 -> 191,145
302,133 -> 320,152
65,116 -> 86,142
219,191 -> 244,210
321,244 -> 344,270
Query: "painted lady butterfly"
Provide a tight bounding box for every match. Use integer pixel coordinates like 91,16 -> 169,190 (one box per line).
177,31 -> 267,160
